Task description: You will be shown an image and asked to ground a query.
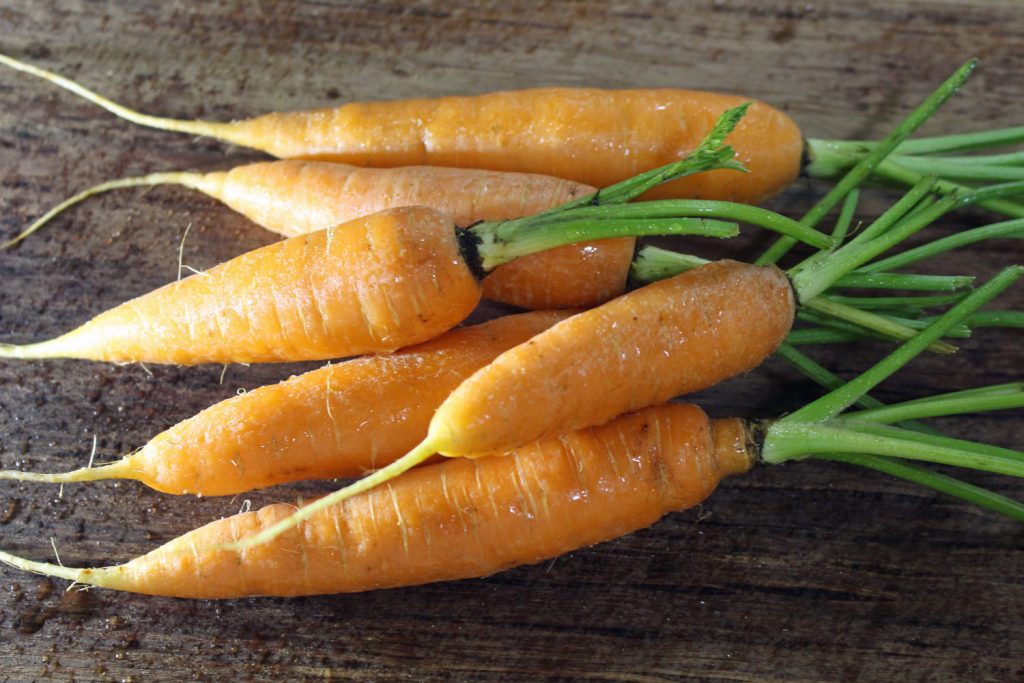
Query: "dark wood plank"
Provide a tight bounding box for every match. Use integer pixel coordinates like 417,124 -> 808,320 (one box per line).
0,1 -> 1021,681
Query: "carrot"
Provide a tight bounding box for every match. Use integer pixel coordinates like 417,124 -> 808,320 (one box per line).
0,107 -> 835,364
233,172 -> 1024,546
5,54 -> 1023,220
0,310 -> 571,495
3,275 -> 1022,598
5,161 -> 632,311
0,403 -> 754,598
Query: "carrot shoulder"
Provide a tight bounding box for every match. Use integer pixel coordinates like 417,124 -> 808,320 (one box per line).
0,404 -> 751,598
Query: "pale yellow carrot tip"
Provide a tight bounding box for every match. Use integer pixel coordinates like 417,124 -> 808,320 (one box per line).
0,547 -> 88,584
0,51 -> 232,139
0,340 -> 69,360
0,460 -> 127,484
3,172 -> 205,249
222,439 -> 441,553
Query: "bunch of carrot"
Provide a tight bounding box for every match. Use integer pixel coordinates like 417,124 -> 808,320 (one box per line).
0,53 -> 1022,598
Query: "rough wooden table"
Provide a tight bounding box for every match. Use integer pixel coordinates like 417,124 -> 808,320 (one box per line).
0,1 -> 1022,681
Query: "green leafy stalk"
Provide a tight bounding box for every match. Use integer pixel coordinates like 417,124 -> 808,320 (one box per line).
774,343 -> 937,435
475,218 -> 738,271
784,265 -> 1023,423
813,453 -> 1024,522
757,59 -> 979,265
833,272 -> 975,292
846,383 -> 1024,424
765,421 -> 1024,476
892,155 -> 1024,182
801,296 -> 959,353
788,181 -> 1024,302
815,124 -> 1024,157
823,292 -> 966,310
861,218 -> 1024,273
871,160 -> 1024,218
963,311 -> 1024,328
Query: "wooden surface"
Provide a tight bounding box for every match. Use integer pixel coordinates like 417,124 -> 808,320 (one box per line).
0,1 -> 1022,680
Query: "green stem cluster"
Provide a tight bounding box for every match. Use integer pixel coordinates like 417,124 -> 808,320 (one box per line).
762,267 -> 1024,520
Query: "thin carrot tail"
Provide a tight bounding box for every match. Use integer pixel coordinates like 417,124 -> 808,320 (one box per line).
226,438 -> 441,552
0,460 -> 130,484
3,172 -> 214,248
0,548 -> 91,584
0,337 -> 81,360
0,52 -> 238,141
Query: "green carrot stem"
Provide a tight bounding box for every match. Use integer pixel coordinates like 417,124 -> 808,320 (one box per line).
628,247 -> 708,284
813,453 -> 1024,522
816,124 -> 1024,157
831,189 -> 860,242
801,296 -> 959,353
784,266 -> 1023,423
789,191 -> 958,301
789,181 -> 1024,302
774,343 -> 937,435
892,155 -> 1024,182
846,384 -> 1024,424
917,150 -> 1024,166
757,59 -> 978,266
881,315 -> 972,336
833,271 -> 975,292
762,420 -> 1024,476
787,190 -> 861,276
861,218 -> 1024,273
474,217 -> 737,271
962,311 -> 1024,328
514,200 -> 831,250
872,160 -> 1024,218
823,293 -> 966,310
784,328 -> 862,345
795,310 -> 968,344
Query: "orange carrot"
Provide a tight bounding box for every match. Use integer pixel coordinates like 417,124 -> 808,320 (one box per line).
8,161 -> 633,310
0,207 -> 481,364
6,54 -> 1020,233
2,271 -> 1020,598
0,311 -> 570,495
2,110 -> 805,365
0,52 -> 801,204
245,180 -> 1014,546
0,403 -> 755,598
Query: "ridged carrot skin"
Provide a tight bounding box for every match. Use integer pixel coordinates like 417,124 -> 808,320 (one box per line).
191,160 -> 634,309
43,404 -> 753,598
195,161 -> 594,238
1,207 -> 480,364
429,260 -> 795,456
87,311 -> 570,495
216,89 -> 803,205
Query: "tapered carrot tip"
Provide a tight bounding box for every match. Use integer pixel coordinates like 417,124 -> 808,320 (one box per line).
0,460 -> 130,484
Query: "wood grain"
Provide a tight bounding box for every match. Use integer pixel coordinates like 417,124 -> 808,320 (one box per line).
0,1 -> 1021,681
